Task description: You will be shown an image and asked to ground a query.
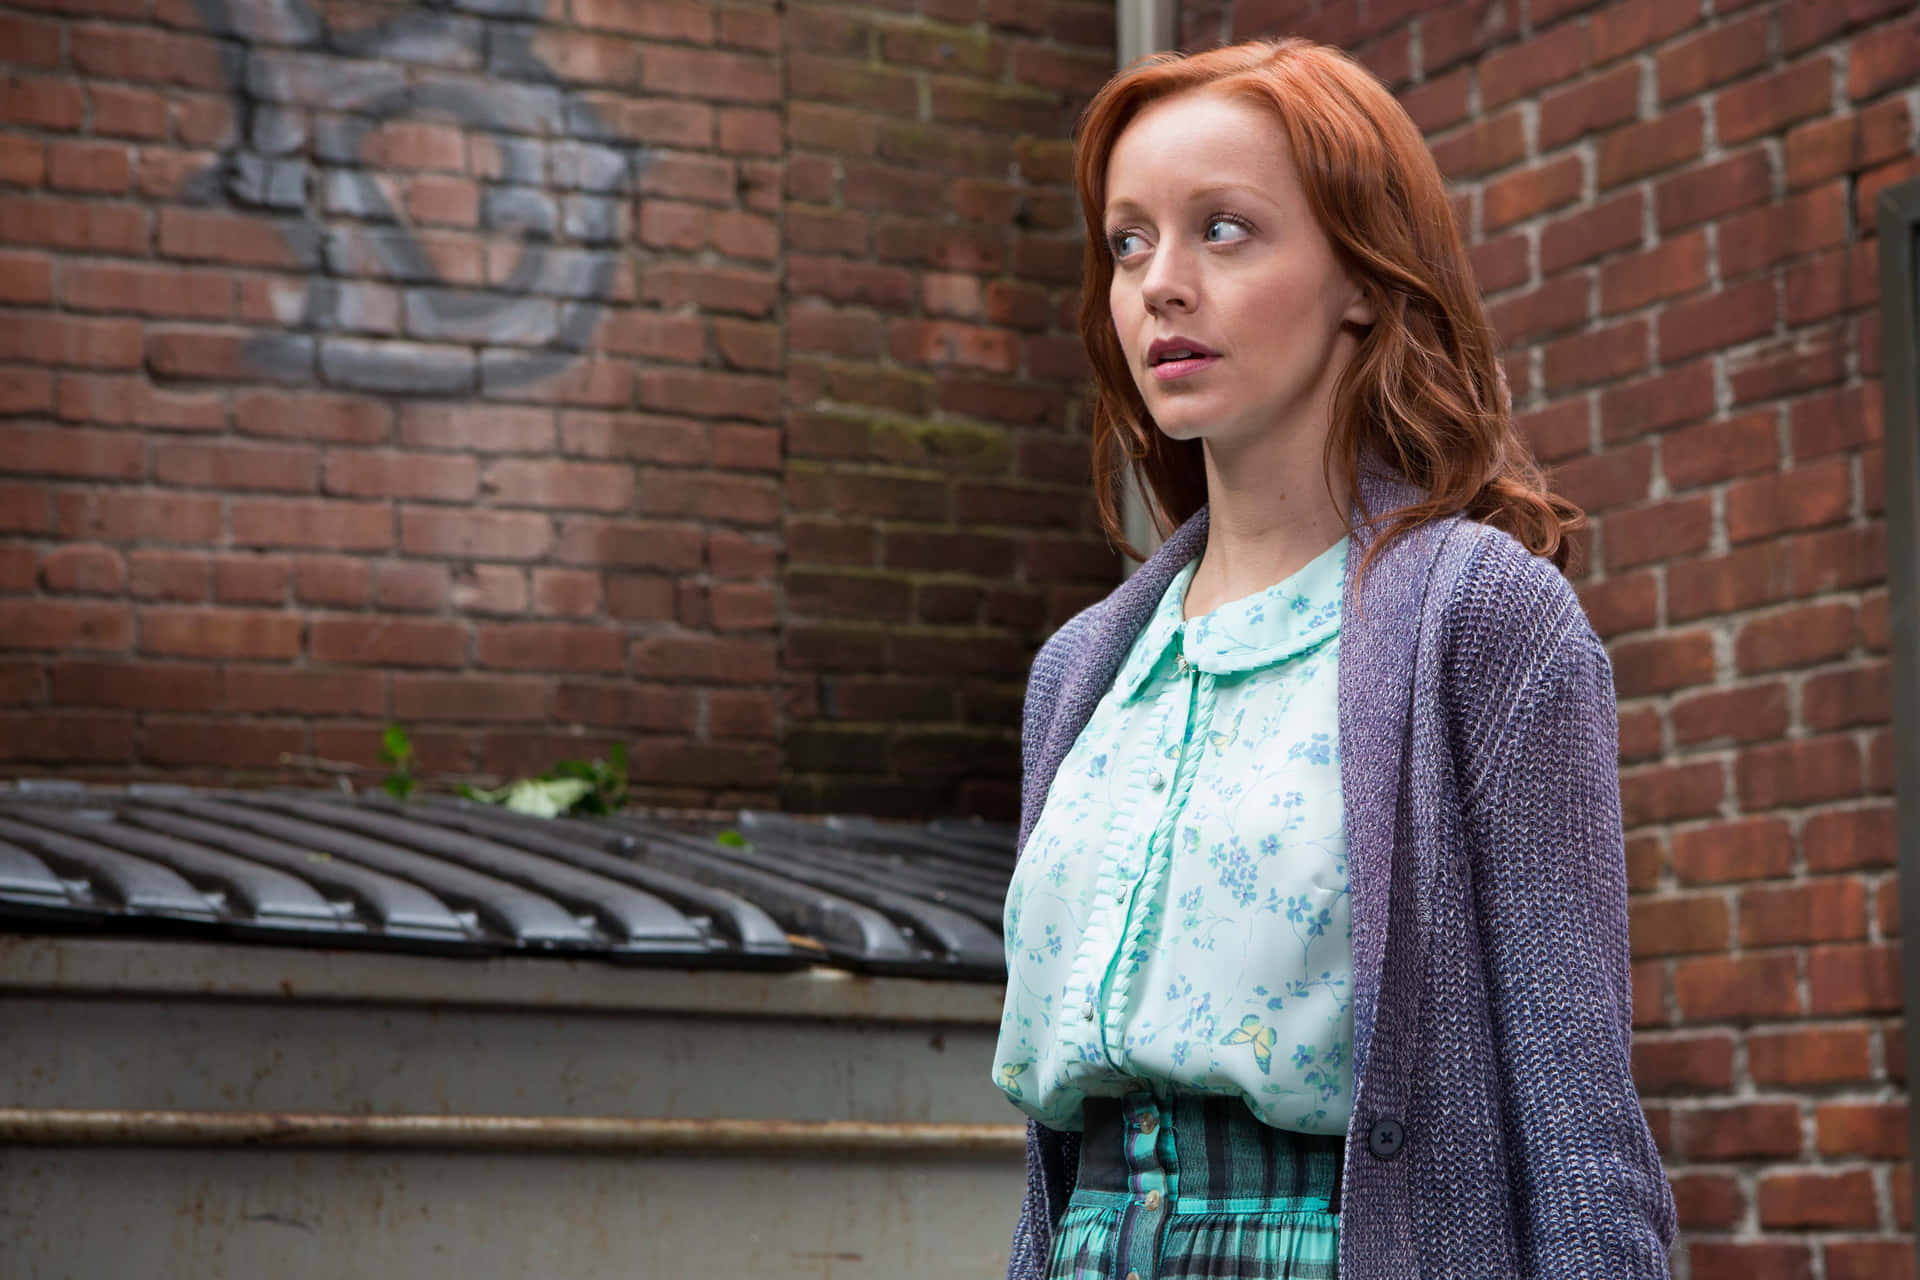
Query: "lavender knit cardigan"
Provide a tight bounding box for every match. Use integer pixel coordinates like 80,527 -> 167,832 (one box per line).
1005,464 -> 1677,1279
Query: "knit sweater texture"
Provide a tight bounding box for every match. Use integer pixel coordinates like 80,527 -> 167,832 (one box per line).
1005,463 -> 1677,1279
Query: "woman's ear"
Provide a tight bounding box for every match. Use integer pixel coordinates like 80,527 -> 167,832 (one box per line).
1343,281 -> 1376,328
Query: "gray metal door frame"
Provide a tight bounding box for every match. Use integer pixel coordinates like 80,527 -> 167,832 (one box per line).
1877,178 -> 1920,1273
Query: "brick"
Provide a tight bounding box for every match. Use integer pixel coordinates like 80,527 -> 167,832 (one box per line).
1599,231 -> 1708,315
0,72 -> 84,130
1479,21 -> 1589,108
213,554 -> 291,605
152,440 -> 316,492
1728,326 -> 1848,406
1716,58 -> 1833,145
237,391 -> 391,445
1669,1172 -> 1743,1230
158,208 -> 316,270
1817,1101 -> 1908,1158
0,251 -> 53,306
1719,183 -> 1849,280
309,617 -> 465,668
1656,11 -> 1769,102
46,139 -> 132,195
146,326 -> 309,383
1785,244 -> 1879,328
401,508 -> 554,562
0,311 -> 143,369
1601,362 -> 1717,444
1827,1242 -> 1916,1280
61,262 -> 231,320
1849,11 -> 1920,99
1550,444 -> 1650,513
1786,96 -> 1912,190
1655,148 -> 1771,233
1544,317 -> 1648,392
0,424 -> 144,479
1604,497 -> 1711,571
1740,735 -> 1864,809
1598,106 -> 1704,188
1469,232 -> 1530,294
230,498 -> 391,551
553,518 -> 702,571
1577,571 -> 1657,637
49,659 -> 219,712
324,450 -> 478,503
127,550 -> 209,602
1736,600 -> 1856,673
1420,0 -> 1516,73
290,556 -> 362,609
0,711 -> 135,763
39,544 -> 125,594
1630,893 -> 1731,957
1805,663 -> 1891,732
1541,192 -> 1643,274
1670,682 -> 1790,747
1741,877 -> 1868,946
1400,67 -> 1471,134
1674,1100 -> 1803,1158
1631,1031 -> 1735,1092
1757,1169 -> 1877,1229
1750,1024 -> 1874,1086
1671,816 -> 1793,884
1661,279 -> 1777,364
1590,0 -> 1700,63
1620,758 -> 1725,827
1808,942 -> 1902,1014
1663,410 -> 1778,489
1806,806 -> 1895,872
1427,108 -> 1526,180
139,606 -> 301,660
1538,62 -> 1639,150
57,490 -> 221,544
529,568 -> 602,618
1724,458 -> 1850,544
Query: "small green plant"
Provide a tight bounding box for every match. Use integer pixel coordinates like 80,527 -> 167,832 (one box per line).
714,828 -> 749,848
379,723 -> 416,800
458,743 -> 630,819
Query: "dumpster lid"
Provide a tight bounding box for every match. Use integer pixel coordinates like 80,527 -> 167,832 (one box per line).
0,785 -> 1013,980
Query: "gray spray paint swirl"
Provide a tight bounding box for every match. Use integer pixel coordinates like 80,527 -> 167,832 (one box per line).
183,0 -> 654,393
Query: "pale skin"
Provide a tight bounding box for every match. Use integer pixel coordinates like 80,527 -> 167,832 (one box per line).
1103,86 -> 1375,620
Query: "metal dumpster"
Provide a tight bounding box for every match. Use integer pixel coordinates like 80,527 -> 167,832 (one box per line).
0,783 -> 1024,1279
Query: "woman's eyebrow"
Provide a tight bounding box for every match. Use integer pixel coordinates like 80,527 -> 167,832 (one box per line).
1104,182 -> 1271,218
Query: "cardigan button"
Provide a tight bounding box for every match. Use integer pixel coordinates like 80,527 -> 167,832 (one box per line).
1367,1116 -> 1405,1160
1147,769 -> 1166,791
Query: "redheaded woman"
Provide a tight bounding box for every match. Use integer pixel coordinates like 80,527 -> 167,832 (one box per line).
993,38 -> 1676,1280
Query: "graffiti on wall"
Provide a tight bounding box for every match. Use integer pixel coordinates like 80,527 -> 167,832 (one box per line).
184,0 -> 652,393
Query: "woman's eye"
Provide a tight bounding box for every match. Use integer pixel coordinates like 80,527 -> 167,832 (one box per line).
1109,230 -> 1146,259
1205,217 -> 1250,244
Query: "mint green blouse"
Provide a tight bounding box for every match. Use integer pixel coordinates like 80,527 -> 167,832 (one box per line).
994,535 -> 1354,1135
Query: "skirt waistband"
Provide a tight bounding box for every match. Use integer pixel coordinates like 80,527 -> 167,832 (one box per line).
1076,1091 -> 1344,1215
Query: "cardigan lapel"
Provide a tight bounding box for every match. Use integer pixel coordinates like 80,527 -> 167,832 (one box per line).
1337,463 -> 1455,1088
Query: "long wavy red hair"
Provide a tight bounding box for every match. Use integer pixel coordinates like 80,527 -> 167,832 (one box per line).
1075,39 -> 1582,575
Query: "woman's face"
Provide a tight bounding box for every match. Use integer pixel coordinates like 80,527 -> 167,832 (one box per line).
1103,87 -> 1372,453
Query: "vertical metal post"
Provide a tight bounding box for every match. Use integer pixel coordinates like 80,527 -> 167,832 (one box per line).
1114,0 -> 1178,575
1874,178 -> 1920,1280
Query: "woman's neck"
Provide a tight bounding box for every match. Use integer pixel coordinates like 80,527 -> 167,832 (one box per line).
1183,425 -> 1349,621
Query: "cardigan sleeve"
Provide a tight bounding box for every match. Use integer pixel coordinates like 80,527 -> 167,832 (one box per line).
1458,607 -> 1678,1276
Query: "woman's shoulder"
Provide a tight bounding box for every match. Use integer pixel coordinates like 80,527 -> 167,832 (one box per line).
1432,515 -> 1594,660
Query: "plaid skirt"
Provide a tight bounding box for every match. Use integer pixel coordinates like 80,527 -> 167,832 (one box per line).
1046,1090 -> 1343,1280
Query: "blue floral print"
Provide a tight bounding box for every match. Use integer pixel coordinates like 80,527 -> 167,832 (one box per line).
995,536 -> 1354,1135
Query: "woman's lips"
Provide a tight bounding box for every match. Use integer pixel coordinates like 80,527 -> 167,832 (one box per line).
1149,354 -> 1220,381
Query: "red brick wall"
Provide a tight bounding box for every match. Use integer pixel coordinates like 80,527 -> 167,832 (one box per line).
1180,1 -> 1913,1276
0,0 -> 1110,813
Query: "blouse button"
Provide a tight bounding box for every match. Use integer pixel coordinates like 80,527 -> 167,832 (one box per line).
1142,1189 -> 1163,1211
1148,769 -> 1166,791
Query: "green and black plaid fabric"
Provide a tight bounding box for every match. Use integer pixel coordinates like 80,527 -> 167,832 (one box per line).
1046,1089 -> 1342,1280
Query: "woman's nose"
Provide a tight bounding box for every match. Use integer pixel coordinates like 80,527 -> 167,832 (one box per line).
1141,246 -> 1196,314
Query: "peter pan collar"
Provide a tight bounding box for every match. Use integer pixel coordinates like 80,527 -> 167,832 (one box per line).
1113,534 -> 1348,704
